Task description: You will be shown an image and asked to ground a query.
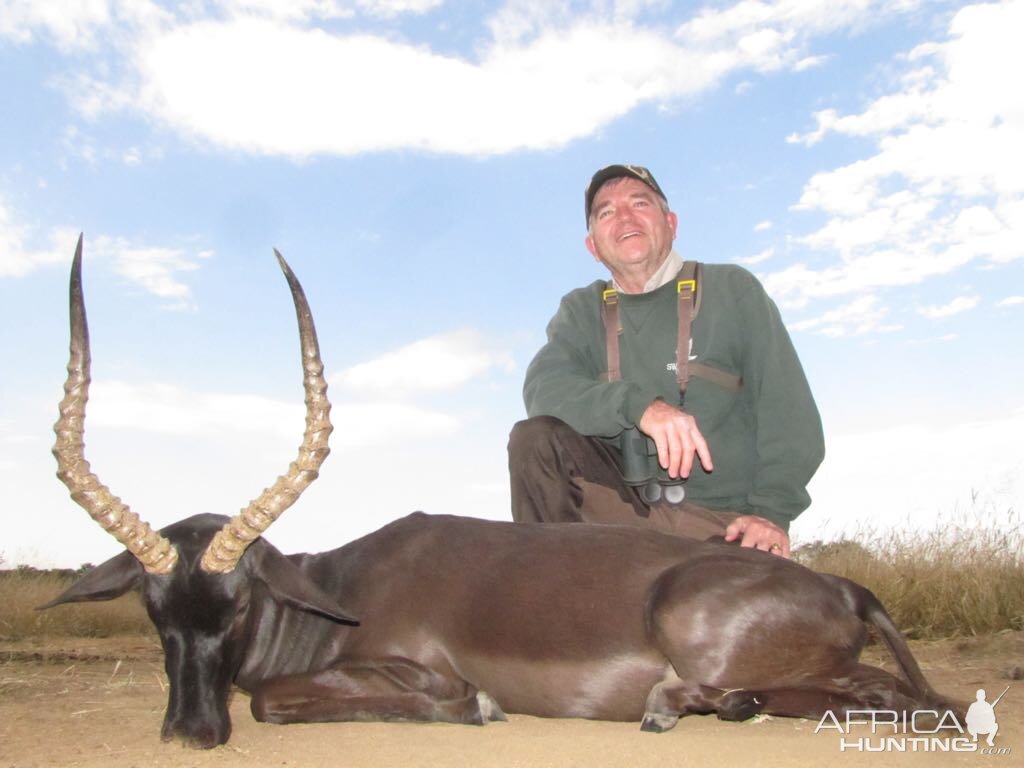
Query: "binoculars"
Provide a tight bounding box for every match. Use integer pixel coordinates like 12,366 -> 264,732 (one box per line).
618,426 -> 686,505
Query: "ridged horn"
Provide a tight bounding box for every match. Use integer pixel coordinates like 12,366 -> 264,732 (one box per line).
200,250 -> 333,573
53,234 -> 179,575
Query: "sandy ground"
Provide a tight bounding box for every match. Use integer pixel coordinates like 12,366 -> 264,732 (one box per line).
1,633 -> 1020,768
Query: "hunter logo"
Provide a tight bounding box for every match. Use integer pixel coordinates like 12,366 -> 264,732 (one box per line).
815,685 -> 1011,755
967,687 -> 1008,747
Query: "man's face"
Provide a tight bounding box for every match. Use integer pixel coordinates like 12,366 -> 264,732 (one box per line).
585,177 -> 677,287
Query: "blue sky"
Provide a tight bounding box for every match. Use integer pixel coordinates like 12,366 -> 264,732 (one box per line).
2,0 -> 1022,568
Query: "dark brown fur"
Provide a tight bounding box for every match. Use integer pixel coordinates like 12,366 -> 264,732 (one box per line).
44,511 -> 961,747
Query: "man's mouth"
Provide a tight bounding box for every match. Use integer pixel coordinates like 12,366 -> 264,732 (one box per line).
618,231 -> 642,241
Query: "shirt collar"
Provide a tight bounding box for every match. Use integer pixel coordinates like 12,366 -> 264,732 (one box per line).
612,250 -> 684,294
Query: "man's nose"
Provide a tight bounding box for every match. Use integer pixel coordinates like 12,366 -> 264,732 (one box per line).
615,205 -> 637,223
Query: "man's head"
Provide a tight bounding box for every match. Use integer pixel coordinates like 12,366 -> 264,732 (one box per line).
584,165 -> 677,292
584,164 -> 668,225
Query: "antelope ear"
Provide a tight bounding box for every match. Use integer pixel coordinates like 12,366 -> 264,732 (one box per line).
247,541 -> 359,626
37,550 -> 143,609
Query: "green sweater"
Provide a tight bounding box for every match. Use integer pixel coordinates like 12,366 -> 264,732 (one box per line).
523,263 -> 824,529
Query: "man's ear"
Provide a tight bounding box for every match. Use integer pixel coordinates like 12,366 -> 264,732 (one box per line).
585,234 -> 600,262
666,211 -> 678,238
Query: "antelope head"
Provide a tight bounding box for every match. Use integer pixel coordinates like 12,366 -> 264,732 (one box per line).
42,236 -> 356,747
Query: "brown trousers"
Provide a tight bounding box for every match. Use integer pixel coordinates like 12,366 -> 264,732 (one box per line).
508,416 -> 736,540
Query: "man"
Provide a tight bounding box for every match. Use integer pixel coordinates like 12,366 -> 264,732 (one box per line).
508,164 -> 824,557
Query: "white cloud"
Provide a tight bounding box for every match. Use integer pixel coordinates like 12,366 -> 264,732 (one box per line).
82,379 -> 465,467
675,0 -> 920,72
0,0 -> 112,48
213,0 -> 352,22
793,53 -> 829,71
355,0 -> 445,18
0,198 -> 206,304
329,401 -> 460,448
767,0 -> 1024,310
129,18 -> 710,156
87,379 -> 460,449
213,0 -> 446,21
486,1 -> 579,46
0,0 -> 447,51
754,220 -> 773,232
998,295 -> 1024,307
787,293 -> 901,337
4,378 -> 479,568
760,229 -> 976,309
917,294 -> 979,320
96,236 -> 207,308
91,380 -> 303,437
795,407 -> 1024,542
905,332 -> 957,345
332,329 -> 516,397
0,200 -> 77,276
0,0 -> 173,49
738,246 -> 774,266
8,1 -> 924,157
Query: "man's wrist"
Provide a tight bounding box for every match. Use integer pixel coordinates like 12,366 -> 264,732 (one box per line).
624,387 -> 661,426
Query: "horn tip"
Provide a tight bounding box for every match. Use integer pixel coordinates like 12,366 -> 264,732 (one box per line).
274,248 -> 292,275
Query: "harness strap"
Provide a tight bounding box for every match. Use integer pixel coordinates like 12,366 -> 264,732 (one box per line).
689,362 -> 743,392
674,260 -> 697,395
601,285 -> 621,383
601,262 -> 742,394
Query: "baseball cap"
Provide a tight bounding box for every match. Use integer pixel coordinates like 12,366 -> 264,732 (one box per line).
584,164 -> 667,224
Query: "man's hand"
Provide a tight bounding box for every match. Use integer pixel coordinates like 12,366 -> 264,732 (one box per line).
724,515 -> 790,557
637,399 -> 713,480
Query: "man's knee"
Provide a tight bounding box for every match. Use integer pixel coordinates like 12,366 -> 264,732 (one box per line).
508,416 -> 574,462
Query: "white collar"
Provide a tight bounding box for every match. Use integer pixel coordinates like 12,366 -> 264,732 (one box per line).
613,250 -> 684,294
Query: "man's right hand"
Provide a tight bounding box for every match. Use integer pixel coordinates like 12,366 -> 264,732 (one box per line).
637,399 -> 714,480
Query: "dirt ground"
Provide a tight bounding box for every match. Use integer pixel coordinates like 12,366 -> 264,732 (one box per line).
1,633 -> 1020,768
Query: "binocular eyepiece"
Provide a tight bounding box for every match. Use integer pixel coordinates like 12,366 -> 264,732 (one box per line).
618,426 -> 685,505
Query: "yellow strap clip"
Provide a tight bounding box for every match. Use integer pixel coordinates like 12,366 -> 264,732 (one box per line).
677,279 -> 696,295
602,287 -> 618,303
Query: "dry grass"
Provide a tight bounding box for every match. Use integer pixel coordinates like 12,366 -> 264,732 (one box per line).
0,570 -> 153,641
794,509 -> 1024,639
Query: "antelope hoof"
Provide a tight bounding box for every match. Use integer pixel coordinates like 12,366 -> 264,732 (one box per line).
717,690 -> 765,722
476,691 -> 507,723
640,713 -> 679,733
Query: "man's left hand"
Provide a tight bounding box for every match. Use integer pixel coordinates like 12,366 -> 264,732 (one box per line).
724,515 -> 790,557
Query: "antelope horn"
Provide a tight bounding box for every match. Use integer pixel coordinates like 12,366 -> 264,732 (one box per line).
53,234 -> 178,574
200,250 -> 333,573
